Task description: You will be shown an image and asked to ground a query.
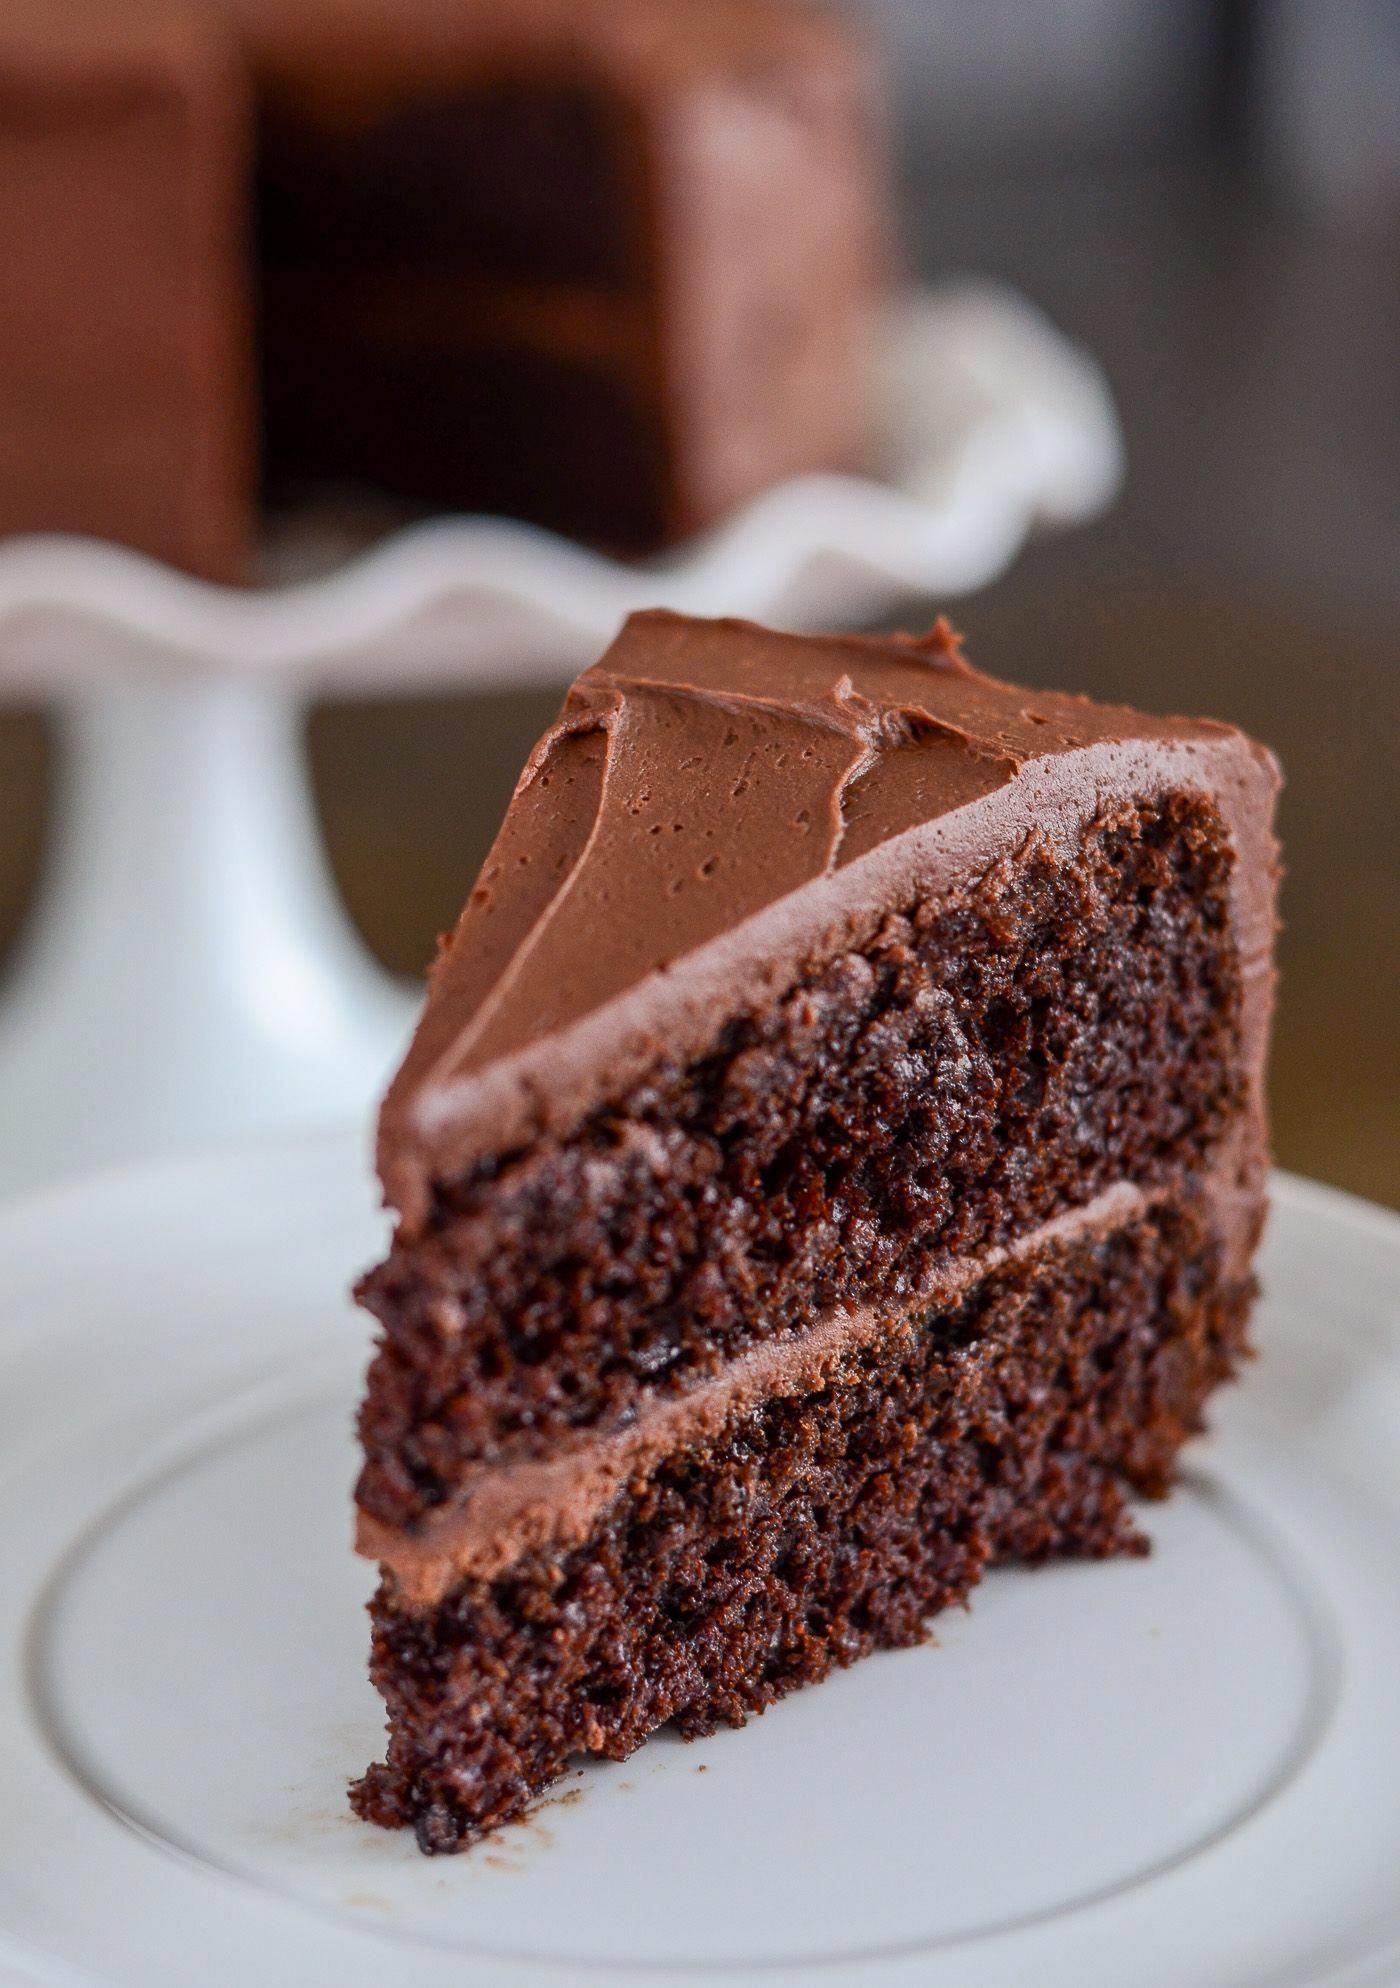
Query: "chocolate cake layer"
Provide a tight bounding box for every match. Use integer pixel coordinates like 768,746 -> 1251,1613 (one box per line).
379,615 -> 1277,1216
0,2 -> 252,579
354,612 -> 1280,1855
358,787 -> 1247,1525
358,1179 -> 1152,1604
1,1 -> 884,572
249,1 -> 885,552
353,1191 -> 1253,1852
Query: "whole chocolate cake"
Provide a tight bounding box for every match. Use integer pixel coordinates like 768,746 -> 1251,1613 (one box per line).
352,610 -> 1281,1853
0,0 -> 884,578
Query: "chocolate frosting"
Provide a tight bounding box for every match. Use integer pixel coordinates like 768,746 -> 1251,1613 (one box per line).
359,1179 -> 1153,1604
380,610 -> 1281,1230
223,0 -> 855,95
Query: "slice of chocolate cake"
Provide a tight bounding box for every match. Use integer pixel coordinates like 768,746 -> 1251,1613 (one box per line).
352,610 -> 1280,1853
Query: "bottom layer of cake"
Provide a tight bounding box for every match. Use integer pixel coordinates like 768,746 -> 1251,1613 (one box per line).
352,1196 -> 1254,1853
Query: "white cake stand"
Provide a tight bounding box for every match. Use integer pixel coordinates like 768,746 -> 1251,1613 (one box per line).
0,282 -> 1122,1199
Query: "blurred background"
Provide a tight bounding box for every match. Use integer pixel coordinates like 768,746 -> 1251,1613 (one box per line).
0,0 -> 1396,1205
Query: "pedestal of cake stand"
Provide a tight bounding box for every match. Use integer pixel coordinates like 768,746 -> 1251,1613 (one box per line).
0,676 -> 416,1199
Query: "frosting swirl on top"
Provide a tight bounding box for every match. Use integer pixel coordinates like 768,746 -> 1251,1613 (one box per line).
381,610 -> 1280,1224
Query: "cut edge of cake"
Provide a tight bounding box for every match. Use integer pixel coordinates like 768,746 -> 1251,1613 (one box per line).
378,611 -> 1278,1223
351,609 -> 1281,1851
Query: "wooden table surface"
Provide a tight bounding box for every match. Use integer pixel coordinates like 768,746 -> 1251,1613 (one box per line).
0,162 -> 1395,1207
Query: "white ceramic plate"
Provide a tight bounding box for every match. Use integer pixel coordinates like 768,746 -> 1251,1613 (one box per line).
1,1138 -> 1398,1988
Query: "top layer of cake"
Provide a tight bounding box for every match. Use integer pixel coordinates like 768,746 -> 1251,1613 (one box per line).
0,0 -> 251,578
3,0 -> 852,114
1,0 -> 882,570
218,0 -> 853,94
382,611 -> 1280,1223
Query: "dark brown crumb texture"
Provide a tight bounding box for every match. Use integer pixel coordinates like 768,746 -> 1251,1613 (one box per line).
358,793 -> 1243,1526
352,1202 -> 1253,1852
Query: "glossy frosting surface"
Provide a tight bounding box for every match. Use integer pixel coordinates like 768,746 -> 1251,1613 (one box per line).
381,610 -> 1279,1219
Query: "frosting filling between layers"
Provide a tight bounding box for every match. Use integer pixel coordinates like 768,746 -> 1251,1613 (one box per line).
359,1176 -> 1169,1605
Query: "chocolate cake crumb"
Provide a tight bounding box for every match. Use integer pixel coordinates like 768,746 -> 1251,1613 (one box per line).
358,793 -> 1242,1518
350,612 -> 1280,1853
353,1204 -> 1250,1851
